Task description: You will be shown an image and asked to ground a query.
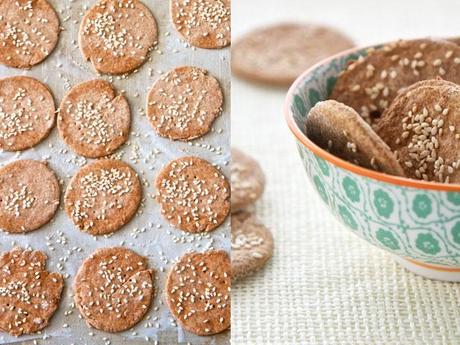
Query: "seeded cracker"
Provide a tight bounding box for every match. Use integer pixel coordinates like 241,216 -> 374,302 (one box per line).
170,0 -> 230,49
0,160 -> 60,234
64,159 -> 142,235
376,79 -> 460,183
74,247 -> 154,332
155,156 -> 230,233
0,247 -> 64,336
165,250 -> 231,335
0,0 -> 60,69
306,100 -> 405,176
232,23 -> 354,86
232,211 -> 274,280
331,38 -> 460,126
0,76 -> 56,152
58,79 -> 131,158
448,37 -> 460,46
147,66 -> 223,141
231,148 -> 265,212
79,0 -> 158,75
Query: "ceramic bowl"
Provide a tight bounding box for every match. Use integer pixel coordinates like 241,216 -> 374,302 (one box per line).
285,44 -> 460,281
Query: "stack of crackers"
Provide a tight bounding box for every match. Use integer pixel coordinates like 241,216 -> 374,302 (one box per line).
231,148 -> 274,280
309,38 -> 460,184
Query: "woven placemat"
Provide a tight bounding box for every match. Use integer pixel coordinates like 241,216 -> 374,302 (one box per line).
231,81 -> 460,345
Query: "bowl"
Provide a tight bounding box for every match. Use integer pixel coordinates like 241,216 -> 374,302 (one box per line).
285,44 -> 460,282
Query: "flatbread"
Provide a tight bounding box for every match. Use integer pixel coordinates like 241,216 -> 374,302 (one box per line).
0,247 -> 64,336
147,66 -> 223,141
74,246 -> 154,332
165,250 -> 231,335
58,79 -> 130,158
232,23 -> 354,85
0,0 -> 60,68
0,76 -> 55,151
170,0 -> 230,49
331,38 -> 460,126
231,148 -> 265,212
0,160 -> 60,233
155,156 -> 230,233
232,211 -> 274,280
376,79 -> 460,183
64,159 -> 142,235
79,0 -> 158,74
305,100 -> 405,176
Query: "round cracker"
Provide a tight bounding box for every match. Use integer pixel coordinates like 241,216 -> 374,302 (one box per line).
0,76 -> 55,151
376,79 -> 460,183
64,159 -> 142,235
331,38 -> 460,126
232,23 -> 354,86
232,211 -> 274,280
170,0 -> 230,49
58,79 -> 131,158
0,247 -> 64,336
448,37 -> 460,46
79,0 -> 157,75
147,66 -> 223,141
305,100 -> 405,176
231,148 -> 265,212
74,246 -> 154,333
0,160 -> 60,234
155,156 -> 230,233
165,250 -> 231,336
0,0 -> 60,69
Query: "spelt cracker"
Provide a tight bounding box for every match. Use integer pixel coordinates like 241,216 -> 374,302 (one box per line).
306,100 -> 405,176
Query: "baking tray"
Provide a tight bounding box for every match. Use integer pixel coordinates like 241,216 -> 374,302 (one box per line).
0,0 -> 230,344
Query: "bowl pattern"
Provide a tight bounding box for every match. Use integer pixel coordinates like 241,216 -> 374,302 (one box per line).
289,47 -> 460,267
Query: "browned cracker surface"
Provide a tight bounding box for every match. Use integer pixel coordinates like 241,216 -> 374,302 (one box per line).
155,156 -> 230,233
231,148 -> 265,212
74,246 -> 154,332
0,160 -> 60,234
147,66 -> 223,141
376,79 -> 460,183
79,0 -> 157,75
0,247 -> 64,336
170,0 -> 231,49
165,250 -> 231,336
0,0 -> 60,68
331,38 -> 460,126
232,211 -> 274,280
306,100 -> 405,176
232,23 -> 354,86
64,159 -> 142,235
58,79 -> 131,158
0,76 -> 56,152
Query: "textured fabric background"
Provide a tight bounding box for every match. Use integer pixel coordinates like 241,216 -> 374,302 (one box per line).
232,1 -> 460,344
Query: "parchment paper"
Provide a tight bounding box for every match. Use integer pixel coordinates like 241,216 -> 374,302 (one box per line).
0,0 -> 230,344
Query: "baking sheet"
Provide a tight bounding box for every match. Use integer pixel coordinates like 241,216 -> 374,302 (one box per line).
0,0 -> 230,344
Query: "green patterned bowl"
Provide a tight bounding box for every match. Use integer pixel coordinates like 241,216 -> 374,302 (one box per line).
285,45 -> 460,281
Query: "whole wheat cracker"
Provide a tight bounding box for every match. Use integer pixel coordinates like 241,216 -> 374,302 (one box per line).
0,247 -> 64,336
79,0 -> 157,75
165,250 -> 231,335
306,100 -> 405,176
331,38 -> 460,126
0,0 -> 60,69
0,160 -> 60,234
74,246 -> 154,332
58,79 -> 130,158
0,76 -> 55,152
64,159 -> 142,235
